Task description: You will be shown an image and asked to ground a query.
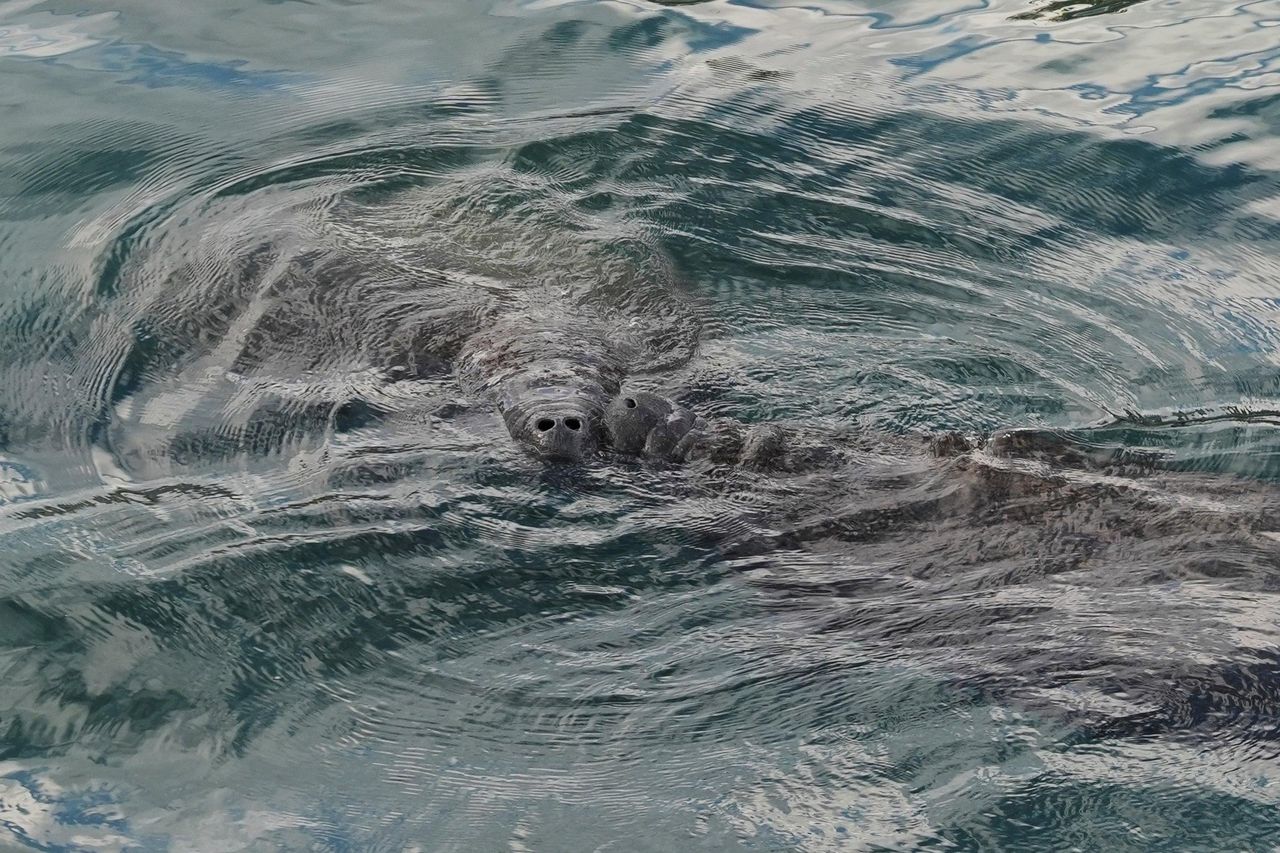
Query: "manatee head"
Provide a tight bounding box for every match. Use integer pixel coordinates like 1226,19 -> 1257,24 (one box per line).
457,324 -> 620,463
604,392 -> 848,471
500,385 -> 607,462
603,391 -> 708,460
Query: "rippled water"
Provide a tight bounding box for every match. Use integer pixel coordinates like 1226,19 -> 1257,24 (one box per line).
6,0 -> 1280,848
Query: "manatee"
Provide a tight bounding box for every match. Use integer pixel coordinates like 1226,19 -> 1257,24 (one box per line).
435,246 -> 701,462
95,169 -> 701,474
600,391 -> 1280,741
601,390 -> 1190,479
80,173 -> 1280,785
602,389 -> 945,472
602,391 -> 712,460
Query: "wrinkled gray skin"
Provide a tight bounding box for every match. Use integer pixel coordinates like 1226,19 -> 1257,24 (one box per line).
601,389 -> 1181,475
603,392 -> 712,459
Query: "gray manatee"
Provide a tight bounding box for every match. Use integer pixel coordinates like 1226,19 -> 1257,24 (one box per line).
602,391 -> 712,459
84,170 -> 1280,776
95,168 -> 700,473
602,389 -> 952,472
600,389 -> 1214,477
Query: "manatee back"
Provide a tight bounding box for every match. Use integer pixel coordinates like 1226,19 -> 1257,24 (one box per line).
336,166 -> 701,378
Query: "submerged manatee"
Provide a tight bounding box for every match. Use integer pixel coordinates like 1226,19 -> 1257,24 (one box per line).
601,389 -> 1216,478
96,167 -> 700,473
600,389 -> 1280,748
435,243 -> 699,461
602,389 -> 952,471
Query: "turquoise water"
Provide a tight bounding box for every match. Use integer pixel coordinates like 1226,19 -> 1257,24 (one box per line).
5,0 -> 1280,848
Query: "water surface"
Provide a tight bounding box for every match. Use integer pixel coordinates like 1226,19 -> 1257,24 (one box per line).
4,0 -> 1280,848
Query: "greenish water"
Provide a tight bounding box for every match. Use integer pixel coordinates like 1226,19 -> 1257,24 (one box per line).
5,0 -> 1280,849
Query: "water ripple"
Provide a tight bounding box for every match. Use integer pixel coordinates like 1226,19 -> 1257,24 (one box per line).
3,0 -> 1280,847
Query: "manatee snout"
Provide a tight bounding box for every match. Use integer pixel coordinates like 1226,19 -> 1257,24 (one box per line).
504,389 -> 712,463
603,391 -> 705,459
502,394 -> 604,462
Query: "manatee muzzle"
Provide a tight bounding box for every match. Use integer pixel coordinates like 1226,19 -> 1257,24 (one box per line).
502,387 -> 604,462
602,391 -> 706,460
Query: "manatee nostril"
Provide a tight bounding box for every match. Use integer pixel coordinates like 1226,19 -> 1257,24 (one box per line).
625,398 -> 637,409
537,418 -> 555,432
565,417 -> 581,431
